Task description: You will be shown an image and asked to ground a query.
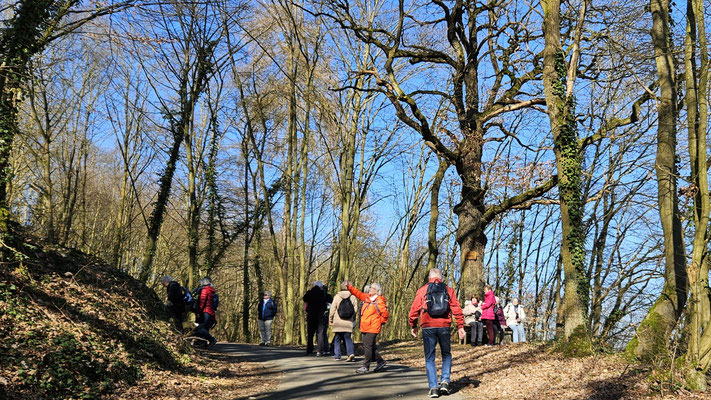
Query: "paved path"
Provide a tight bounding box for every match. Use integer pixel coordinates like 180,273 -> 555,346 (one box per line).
213,343 -> 466,400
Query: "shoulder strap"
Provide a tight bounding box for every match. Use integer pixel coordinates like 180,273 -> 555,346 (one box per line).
362,296 -> 382,317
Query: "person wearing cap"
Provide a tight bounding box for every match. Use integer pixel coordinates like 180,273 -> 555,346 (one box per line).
303,281 -> 330,355
257,290 -> 277,346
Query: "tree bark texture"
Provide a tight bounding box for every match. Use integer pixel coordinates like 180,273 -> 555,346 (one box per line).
541,0 -> 591,349
626,0 -> 687,363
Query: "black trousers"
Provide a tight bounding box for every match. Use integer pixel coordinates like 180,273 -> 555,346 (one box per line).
469,321 -> 483,345
493,321 -> 505,344
362,332 -> 383,368
306,315 -> 327,353
167,306 -> 184,333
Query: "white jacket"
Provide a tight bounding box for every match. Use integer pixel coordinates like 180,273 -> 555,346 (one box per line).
503,303 -> 526,326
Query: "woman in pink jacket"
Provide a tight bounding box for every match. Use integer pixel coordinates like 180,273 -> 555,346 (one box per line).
480,285 -> 496,345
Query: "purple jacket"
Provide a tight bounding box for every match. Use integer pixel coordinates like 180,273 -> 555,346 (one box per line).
495,304 -> 507,327
481,290 -> 496,320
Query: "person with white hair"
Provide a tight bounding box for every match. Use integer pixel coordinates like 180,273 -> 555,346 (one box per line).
257,290 -> 277,346
408,268 -> 465,398
303,280 -> 330,355
194,277 -> 217,348
503,298 -> 526,342
344,279 -> 389,374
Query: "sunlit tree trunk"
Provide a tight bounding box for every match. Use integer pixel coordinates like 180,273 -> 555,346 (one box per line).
683,0 -> 709,386
627,0 -> 687,363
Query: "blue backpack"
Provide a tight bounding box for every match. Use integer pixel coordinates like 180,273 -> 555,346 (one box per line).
182,287 -> 195,309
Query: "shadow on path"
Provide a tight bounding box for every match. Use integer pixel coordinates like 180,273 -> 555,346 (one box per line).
214,343 -> 465,400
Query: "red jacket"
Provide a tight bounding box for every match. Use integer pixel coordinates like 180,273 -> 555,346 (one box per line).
199,285 -> 216,316
408,278 -> 464,329
347,284 -> 389,334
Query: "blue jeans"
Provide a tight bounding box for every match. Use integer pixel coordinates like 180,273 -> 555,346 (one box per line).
333,332 -> 354,358
422,327 -> 451,389
195,312 -> 216,343
511,324 -> 526,342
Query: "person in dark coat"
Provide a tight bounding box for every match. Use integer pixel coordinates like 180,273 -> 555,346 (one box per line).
303,281 -> 330,355
161,275 -> 185,333
258,290 -> 277,345
493,296 -> 507,344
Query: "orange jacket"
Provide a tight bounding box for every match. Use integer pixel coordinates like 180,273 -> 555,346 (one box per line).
347,284 -> 389,334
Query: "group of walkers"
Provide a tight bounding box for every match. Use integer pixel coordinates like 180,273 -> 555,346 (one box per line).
462,285 -> 527,346
162,269 -> 526,399
161,275 -> 218,348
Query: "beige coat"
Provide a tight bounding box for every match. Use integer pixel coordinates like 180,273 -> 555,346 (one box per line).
462,300 -> 483,325
329,290 -> 357,332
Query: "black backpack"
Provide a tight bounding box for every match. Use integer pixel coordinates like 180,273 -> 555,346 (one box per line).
425,281 -> 450,317
337,297 -> 355,319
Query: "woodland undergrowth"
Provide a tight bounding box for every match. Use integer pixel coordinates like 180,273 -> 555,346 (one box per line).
0,230 -> 275,399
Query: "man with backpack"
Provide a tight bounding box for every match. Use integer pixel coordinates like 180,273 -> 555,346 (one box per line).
160,275 -> 186,333
329,282 -> 357,362
408,268 -> 465,398
193,277 -> 218,348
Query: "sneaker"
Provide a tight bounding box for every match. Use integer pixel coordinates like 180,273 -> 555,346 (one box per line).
374,360 -> 387,372
428,388 -> 440,398
345,354 -> 355,362
259,342 -> 265,346
334,357 -> 341,360
265,342 -> 271,346
316,352 -> 323,357
355,366 -> 369,374
207,339 -> 217,349
439,381 -> 450,395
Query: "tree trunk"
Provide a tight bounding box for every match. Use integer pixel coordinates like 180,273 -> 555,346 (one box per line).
541,0 -> 592,353
682,0 -> 709,386
427,158 -> 450,270
627,0 -> 687,363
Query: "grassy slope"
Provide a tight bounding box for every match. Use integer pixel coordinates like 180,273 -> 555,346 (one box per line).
0,234 -> 276,399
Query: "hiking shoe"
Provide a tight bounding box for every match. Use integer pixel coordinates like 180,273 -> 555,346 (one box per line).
373,360 -> 387,372
345,354 -> 355,362
428,388 -> 440,398
439,381 -> 450,395
355,366 -> 369,374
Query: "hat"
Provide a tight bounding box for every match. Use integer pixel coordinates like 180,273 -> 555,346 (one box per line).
313,281 -> 323,288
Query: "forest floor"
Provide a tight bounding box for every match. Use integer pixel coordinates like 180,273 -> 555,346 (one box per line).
0,233 -> 277,399
379,340 -> 711,399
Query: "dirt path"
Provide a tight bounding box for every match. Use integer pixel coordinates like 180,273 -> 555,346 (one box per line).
213,343 -> 466,399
